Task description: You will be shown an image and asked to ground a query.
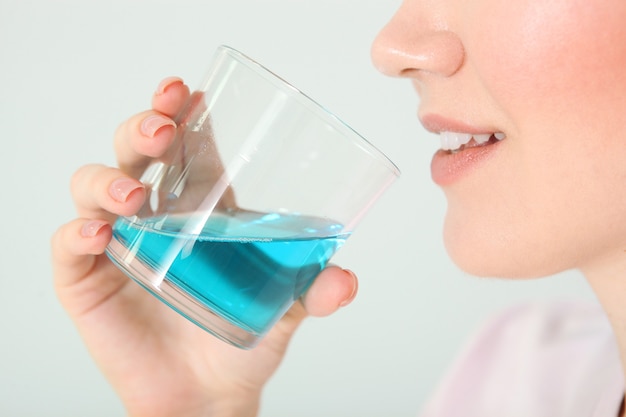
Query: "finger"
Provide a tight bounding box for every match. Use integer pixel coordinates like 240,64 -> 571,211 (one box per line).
269,266 -> 358,347
152,76 -> 191,118
113,110 -> 177,178
113,78 -> 190,178
71,164 -> 145,221
301,266 -> 359,317
51,219 -> 130,318
51,218 -> 112,290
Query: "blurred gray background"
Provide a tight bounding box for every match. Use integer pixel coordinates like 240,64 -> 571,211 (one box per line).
0,1 -> 594,416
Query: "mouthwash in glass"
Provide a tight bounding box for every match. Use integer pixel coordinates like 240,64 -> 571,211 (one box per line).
108,210 -> 348,337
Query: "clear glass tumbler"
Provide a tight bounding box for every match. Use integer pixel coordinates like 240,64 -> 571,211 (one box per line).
106,45 -> 400,349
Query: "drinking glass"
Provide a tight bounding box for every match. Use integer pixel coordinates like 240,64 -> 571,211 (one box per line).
106,45 -> 400,349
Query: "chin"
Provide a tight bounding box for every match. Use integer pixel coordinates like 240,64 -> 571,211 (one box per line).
445,247 -> 558,280
442,222 -> 568,280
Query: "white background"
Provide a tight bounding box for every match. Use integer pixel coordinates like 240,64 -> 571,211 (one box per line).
0,1 -> 594,416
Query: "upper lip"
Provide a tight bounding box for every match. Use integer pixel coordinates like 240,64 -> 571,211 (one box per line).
420,113 -> 498,135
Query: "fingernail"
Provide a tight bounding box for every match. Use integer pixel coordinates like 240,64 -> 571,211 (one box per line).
81,220 -> 107,238
339,269 -> 358,307
141,115 -> 176,138
109,178 -> 144,203
155,76 -> 184,95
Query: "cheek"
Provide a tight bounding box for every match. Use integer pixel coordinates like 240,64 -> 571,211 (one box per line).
475,0 -> 626,118
442,130 -> 626,279
442,0 -> 626,277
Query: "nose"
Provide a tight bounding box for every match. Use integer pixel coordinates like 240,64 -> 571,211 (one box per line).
371,5 -> 465,78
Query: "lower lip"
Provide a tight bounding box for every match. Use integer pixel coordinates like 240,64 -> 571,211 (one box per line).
430,141 -> 502,186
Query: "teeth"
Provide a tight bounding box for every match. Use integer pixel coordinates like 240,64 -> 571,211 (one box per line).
473,134 -> 491,144
439,131 -> 506,152
440,131 -> 472,150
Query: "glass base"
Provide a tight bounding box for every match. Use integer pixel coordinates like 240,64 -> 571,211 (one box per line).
105,235 -> 262,350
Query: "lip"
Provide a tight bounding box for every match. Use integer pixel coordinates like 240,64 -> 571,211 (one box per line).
421,114 -> 503,186
430,143 -> 501,186
420,113 -> 497,136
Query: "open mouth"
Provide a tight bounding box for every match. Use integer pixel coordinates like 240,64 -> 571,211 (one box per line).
439,131 -> 506,154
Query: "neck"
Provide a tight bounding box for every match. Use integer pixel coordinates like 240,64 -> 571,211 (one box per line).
582,250 -> 626,417
584,253 -> 626,367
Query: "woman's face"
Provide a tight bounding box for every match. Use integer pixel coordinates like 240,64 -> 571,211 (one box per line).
372,0 -> 626,278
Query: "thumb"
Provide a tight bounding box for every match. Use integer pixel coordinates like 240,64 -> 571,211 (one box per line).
267,266 -> 358,348
280,265 -> 359,329
302,266 -> 358,317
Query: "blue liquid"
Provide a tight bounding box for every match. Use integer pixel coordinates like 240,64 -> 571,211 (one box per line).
111,211 -> 348,334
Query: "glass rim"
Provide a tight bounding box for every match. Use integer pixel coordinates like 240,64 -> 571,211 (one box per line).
214,45 -> 401,178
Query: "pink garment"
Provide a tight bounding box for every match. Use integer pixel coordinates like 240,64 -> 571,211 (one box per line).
420,301 -> 624,417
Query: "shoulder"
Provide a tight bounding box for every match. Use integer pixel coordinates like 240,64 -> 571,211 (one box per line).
472,300 -> 614,356
448,300 -> 616,378
420,300 -> 622,417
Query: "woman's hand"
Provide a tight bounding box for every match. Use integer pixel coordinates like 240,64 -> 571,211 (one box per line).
50,77 -> 358,417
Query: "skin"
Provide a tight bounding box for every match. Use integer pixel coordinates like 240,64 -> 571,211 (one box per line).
51,0 -> 626,415
52,78 -> 358,417
372,0 -> 626,280
371,0 -> 626,413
